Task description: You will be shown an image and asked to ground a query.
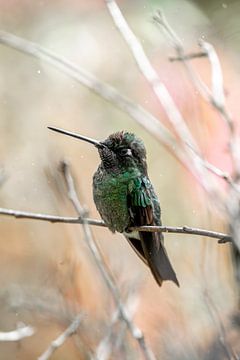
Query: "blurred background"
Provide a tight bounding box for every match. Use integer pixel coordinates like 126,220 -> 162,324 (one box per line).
0,0 -> 240,359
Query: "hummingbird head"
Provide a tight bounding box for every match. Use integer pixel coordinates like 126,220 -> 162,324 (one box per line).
48,127 -> 147,173
99,131 -> 147,173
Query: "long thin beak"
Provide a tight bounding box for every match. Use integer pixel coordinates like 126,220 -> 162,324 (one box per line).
48,126 -> 103,147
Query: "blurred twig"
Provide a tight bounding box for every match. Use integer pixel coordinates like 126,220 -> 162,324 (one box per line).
60,161 -> 156,360
38,314 -> 83,360
0,30 -> 229,196
169,51 -> 207,62
94,292 -> 139,360
203,290 -> 239,360
0,323 -> 35,341
0,31 -> 190,172
153,7 -> 240,264
153,10 -> 240,175
0,206 -> 232,243
105,0 -> 217,196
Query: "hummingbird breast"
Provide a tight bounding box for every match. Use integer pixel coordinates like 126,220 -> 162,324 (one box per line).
93,166 -> 138,233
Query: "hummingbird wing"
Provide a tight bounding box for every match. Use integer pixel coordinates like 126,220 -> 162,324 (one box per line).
127,177 -> 179,287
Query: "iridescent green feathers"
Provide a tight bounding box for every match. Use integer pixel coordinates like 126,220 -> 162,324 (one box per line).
128,178 -> 152,208
93,130 -> 179,286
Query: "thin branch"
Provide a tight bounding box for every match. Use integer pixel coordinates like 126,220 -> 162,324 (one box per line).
0,324 -> 35,341
169,51 -> 207,62
187,143 -> 240,193
60,161 -> 156,360
38,314 -> 83,360
153,10 -> 216,114
198,41 -> 225,110
0,206 -> 232,243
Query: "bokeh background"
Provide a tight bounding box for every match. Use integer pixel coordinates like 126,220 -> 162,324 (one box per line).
0,0 -> 240,359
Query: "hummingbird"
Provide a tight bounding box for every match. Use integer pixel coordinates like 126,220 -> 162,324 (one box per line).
48,126 -> 179,287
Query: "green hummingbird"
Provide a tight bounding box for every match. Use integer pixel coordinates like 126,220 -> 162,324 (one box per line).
48,126 -> 179,287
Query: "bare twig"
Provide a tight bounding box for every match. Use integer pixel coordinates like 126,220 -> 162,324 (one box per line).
187,144 -> 240,193
0,324 -> 35,341
0,206 -> 231,243
60,161 -> 156,360
153,10 -> 215,112
169,51 -> 207,62
199,41 -> 225,110
38,314 -> 83,360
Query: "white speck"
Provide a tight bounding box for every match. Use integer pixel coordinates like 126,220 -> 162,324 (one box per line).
222,3 -> 227,8
201,35 -> 205,39
37,69 -> 41,74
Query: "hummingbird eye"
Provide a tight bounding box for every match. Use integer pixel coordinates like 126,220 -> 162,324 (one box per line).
119,148 -> 132,157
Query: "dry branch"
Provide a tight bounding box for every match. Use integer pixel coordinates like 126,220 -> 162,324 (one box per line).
0,207 -> 231,243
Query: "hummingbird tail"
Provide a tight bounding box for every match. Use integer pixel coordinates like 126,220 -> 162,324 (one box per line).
140,231 -> 179,287
125,231 -> 179,287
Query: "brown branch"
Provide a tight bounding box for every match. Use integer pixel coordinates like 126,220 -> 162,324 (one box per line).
38,314 -> 83,360
0,206 -> 231,243
60,161 -> 156,360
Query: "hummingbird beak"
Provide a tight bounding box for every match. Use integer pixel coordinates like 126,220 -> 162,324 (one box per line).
47,126 -> 104,148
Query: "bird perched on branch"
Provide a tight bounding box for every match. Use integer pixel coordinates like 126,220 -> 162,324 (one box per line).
48,126 -> 179,287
